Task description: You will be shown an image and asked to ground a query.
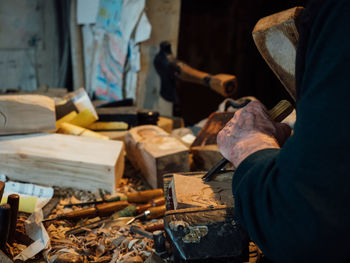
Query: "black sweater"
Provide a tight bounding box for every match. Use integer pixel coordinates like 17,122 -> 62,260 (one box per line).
233,1 -> 350,262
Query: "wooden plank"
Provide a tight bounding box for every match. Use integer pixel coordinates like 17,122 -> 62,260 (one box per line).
0,94 -> 56,135
170,173 -> 234,210
190,112 -> 235,170
136,0 -> 181,116
124,125 -> 189,189
252,7 -> 304,101
0,133 -> 124,192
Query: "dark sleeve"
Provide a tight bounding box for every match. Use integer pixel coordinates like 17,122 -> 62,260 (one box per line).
232,1 -> 350,262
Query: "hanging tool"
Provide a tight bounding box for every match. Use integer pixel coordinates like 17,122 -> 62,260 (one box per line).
202,100 -> 293,182
42,200 -> 129,222
7,194 -> 19,244
154,41 -> 238,102
64,189 -> 164,208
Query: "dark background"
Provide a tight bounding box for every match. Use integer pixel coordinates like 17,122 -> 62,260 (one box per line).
176,0 -> 303,125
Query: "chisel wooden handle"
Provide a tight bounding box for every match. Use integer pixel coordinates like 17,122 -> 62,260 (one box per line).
0,181 -> 4,201
7,194 -> 19,244
136,197 -> 166,214
127,189 -> 164,203
146,205 -> 166,220
0,204 -> 11,249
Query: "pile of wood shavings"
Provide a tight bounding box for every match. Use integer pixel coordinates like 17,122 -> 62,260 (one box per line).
44,178 -> 161,263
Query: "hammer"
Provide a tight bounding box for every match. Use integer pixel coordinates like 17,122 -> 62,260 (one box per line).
154,41 -> 238,102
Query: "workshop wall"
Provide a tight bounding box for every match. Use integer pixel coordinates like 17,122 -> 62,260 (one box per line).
0,0 -> 63,92
177,0 -> 303,125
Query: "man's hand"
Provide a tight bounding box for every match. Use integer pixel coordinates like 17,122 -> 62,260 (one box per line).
217,101 -> 291,167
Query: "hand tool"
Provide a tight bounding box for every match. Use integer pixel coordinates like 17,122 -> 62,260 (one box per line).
7,194 -> 19,244
42,200 -> 129,222
126,205 -> 166,225
253,6 -> 304,102
0,181 -> 4,201
64,197 -> 165,235
154,41 -> 238,101
0,204 -> 11,250
202,100 -> 293,182
130,226 -> 167,256
64,188 -> 164,208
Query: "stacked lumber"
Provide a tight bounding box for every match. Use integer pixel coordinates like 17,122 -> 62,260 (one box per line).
0,133 -> 125,192
125,125 -> 189,188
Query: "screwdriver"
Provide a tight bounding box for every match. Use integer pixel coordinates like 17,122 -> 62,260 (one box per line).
64,189 -> 164,207
42,200 -> 129,222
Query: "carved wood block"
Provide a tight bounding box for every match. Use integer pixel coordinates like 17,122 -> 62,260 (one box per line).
190,112 -> 234,170
0,94 -> 56,135
170,173 -> 233,210
124,125 -> 189,188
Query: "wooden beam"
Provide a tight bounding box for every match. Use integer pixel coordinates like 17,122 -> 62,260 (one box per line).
0,133 -> 124,192
125,125 -> 189,188
0,94 -> 55,135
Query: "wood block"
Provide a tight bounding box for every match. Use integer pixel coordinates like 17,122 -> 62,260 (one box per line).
0,94 -> 56,135
252,7 -> 304,101
124,125 -> 189,188
190,112 -> 235,170
170,173 -> 234,210
0,133 -> 124,192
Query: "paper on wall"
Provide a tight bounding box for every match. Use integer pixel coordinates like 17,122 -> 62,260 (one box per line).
96,0 -> 123,33
118,0 -> 145,41
134,12 -> 151,44
77,0 -> 100,24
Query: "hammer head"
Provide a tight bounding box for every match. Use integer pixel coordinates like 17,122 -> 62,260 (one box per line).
154,41 -> 178,103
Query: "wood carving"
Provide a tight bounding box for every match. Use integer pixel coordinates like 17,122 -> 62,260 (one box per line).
253,6 -> 304,101
0,95 -> 56,135
124,125 -> 189,189
170,173 -> 234,210
0,133 -> 124,192
190,112 -> 235,171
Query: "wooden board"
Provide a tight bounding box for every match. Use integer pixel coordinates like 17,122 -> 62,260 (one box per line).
170,173 -> 234,210
136,0 -> 181,116
0,94 -> 56,135
252,7 -> 304,101
124,125 -> 189,188
0,133 -> 124,192
190,112 -> 235,170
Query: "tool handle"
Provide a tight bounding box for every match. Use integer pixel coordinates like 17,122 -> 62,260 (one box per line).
0,181 -> 4,201
0,204 -> 11,249
127,189 -> 163,203
146,205 -> 166,220
136,196 -> 166,214
96,200 -> 130,217
176,62 -> 237,97
202,100 -> 293,182
7,194 -> 19,244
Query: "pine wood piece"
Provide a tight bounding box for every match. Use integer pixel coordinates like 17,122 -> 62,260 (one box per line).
190,112 -> 235,170
0,94 -> 55,135
0,133 -> 124,192
252,7 -> 304,101
124,125 -> 189,188
171,173 -> 234,210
